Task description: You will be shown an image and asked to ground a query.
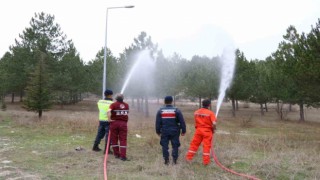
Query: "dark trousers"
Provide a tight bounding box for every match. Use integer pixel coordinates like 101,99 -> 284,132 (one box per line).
160,131 -> 180,160
110,121 -> 128,158
94,121 -> 110,146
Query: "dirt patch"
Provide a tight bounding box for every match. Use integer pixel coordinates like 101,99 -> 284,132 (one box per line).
0,136 -> 42,179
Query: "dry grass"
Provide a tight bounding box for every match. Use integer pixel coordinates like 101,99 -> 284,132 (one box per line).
0,99 -> 320,180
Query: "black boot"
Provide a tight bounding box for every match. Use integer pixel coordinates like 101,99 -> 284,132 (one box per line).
164,159 -> 169,165
120,157 -> 130,161
92,144 -> 101,152
173,158 -> 177,165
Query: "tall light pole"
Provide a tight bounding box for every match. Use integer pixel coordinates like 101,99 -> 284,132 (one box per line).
102,5 -> 134,98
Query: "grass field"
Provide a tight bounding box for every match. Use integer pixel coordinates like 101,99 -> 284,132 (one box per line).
0,98 -> 319,180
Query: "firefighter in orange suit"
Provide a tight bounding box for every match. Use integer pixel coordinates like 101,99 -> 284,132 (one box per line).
185,99 -> 217,165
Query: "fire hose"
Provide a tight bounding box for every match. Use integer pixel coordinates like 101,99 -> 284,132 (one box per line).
103,130 -> 111,180
211,137 -> 261,180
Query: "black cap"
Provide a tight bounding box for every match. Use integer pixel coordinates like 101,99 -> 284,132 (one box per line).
104,89 -> 113,96
202,99 -> 211,107
164,96 -> 173,104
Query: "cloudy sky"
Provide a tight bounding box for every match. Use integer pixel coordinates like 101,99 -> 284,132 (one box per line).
1,0 -> 319,62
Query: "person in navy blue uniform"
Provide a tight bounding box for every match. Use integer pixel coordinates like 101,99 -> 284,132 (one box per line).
155,96 -> 186,165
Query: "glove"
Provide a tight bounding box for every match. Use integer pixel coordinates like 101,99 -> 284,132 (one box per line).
212,125 -> 217,133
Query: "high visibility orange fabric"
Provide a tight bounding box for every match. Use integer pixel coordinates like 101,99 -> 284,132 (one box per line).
193,108 -> 216,129
186,108 -> 217,165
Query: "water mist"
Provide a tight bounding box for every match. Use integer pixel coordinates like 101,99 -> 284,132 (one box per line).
120,50 -> 155,94
215,46 -> 236,117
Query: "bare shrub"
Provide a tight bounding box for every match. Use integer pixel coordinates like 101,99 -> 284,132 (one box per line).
250,136 -> 273,152
242,102 -> 250,108
240,115 -> 253,128
1,102 -> 6,111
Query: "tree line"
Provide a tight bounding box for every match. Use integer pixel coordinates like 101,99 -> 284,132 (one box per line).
0,12 -> 319,121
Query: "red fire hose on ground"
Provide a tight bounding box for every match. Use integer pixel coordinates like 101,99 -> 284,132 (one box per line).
211,138 -> 261,180
103,131 -> 111,180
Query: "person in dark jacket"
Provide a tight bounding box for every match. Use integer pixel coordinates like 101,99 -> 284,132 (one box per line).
155,96 -> 186,165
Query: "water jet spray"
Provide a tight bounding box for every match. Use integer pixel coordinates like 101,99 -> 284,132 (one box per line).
212,46 -> 260,179
215,46 -> 236,117
120,50 -> 155,94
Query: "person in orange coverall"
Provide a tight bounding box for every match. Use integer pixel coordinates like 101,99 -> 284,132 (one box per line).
185,99 -> 217,165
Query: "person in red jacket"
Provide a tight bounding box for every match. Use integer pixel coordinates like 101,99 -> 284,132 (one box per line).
108,93 -> 130,161
185,99 -> 217,165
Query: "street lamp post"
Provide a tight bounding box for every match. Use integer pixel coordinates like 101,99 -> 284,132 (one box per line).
102,5 -> 134,98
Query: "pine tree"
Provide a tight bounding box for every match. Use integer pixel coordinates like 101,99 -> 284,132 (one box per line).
24,50 -> 52,118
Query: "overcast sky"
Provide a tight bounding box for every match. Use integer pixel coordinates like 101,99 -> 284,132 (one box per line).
1,0 -> 319,62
